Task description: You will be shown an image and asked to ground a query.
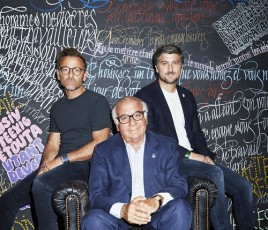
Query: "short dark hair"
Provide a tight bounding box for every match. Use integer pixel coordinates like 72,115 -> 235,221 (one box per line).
152,44 -> 184,68
56,47 -> 87,69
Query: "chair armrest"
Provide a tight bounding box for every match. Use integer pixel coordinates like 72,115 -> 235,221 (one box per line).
186,176 -> 218,230
52,177 -> 218,230
52,180 -> 88,230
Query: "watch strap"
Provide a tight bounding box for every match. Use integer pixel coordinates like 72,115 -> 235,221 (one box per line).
60,153 -> 70,164
152,194 -> 163,208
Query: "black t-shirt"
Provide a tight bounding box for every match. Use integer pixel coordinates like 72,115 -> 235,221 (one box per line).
50,89 -> 112,155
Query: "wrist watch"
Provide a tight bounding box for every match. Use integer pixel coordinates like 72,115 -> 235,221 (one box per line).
152,194 -> 163,208
60,153 -> 70,164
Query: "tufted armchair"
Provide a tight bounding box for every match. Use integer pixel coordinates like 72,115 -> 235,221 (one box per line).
53,176 -> 217,230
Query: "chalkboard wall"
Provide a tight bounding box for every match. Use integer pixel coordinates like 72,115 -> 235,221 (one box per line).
0,0 -> 267,229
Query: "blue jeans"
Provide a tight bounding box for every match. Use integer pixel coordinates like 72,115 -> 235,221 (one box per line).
81,199 -> 192,230
182,159 -> 253,230
0,161 -> 89,230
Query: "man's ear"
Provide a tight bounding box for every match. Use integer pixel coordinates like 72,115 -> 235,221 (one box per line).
56,70 -> 60,80
83,71 -> 87,82
155,65 -> 158,73
116,124 -> 120,132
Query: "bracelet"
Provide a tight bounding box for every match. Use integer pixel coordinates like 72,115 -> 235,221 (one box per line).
185,150 -> 192,159
60,153 -> 70,164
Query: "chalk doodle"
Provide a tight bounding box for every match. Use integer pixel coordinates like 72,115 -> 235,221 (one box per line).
213,0 -> 268,55
0,0 -> 267,228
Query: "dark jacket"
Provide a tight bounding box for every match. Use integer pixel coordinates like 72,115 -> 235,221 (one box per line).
135,80 -> 216,160
88,131 -> 188,212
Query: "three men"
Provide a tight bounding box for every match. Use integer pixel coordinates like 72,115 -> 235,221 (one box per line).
1,45 -> 253,230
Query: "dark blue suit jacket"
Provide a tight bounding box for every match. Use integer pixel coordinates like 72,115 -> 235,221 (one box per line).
88,131 -> 188,213
135,81 -> 216,160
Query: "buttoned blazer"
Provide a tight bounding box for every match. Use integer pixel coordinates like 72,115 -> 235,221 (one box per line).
88,131 -> 188,213
135,81 -> 216,160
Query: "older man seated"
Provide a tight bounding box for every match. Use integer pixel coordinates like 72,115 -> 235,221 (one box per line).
81,96 -> 192,230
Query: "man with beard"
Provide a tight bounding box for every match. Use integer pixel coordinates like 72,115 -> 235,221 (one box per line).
0,48 -> 112,230
135,44 -> 253,230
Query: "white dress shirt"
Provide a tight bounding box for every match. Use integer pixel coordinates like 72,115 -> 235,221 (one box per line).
109,136 -> 173,219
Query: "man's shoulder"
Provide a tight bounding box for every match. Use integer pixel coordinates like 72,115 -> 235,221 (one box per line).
147,131 -> 177,146
177,85 -> 193,95
50,89 -> 109,113
84,89 -> 108,101
76,89 -> 110,109
50,95 -> 66,110
135,81 -> 157,96
96,133 -> 121,148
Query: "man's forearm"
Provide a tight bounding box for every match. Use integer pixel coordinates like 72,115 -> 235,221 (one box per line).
67,128 -> 111,162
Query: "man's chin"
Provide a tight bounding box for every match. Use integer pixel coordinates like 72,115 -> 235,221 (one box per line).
63,85 -> 82,91
64,87 -> 77,91
159,77 -> 178,85
164,79 -> 177,84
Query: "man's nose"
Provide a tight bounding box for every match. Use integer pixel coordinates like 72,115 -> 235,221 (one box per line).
168,64 -> 173,72
129,116 -> 137,125
68,70 -> 75,77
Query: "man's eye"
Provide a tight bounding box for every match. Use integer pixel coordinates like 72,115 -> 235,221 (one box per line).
74,68 -> 81,73
120,116 -> 128,121
134,113 -> 142,118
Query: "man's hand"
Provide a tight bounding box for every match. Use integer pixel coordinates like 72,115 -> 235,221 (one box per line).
37,157 -> 63,175
189,152 -> 215,165
135,195 -> 162,214
120,198 -> 151,225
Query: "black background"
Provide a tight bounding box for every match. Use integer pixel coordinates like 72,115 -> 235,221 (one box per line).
0,0 -> 267,229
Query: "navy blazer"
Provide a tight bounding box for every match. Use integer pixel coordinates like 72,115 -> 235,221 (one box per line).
88,131 -> 188,213
135,81 -> 216,160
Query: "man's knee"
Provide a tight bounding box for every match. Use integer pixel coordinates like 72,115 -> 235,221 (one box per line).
31,175 -> 46,195
159,199 -> 192,221
243,179 -> 253,192
82,209 -> 112,230
155,199 -> 192,229
172,199 -> 192,218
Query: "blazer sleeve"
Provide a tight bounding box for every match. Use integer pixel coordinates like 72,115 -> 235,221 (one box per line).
161,143 -> 188,198
88,145 -> 112,212
187,92 -> 216,160
88,138 -> 132,213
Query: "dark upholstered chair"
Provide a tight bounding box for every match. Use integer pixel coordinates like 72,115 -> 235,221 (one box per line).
53,177 -> 217,230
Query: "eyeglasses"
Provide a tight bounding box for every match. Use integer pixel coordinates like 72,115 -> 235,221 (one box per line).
58,66 -> 85,76
117,111 -> 147,124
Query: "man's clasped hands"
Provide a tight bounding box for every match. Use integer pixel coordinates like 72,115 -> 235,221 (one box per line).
120,195 -> 162,225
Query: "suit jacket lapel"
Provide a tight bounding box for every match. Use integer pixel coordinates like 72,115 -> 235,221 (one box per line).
114,136 -> 132,193
143,132 -> 158,197
153,82 -> 177,135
